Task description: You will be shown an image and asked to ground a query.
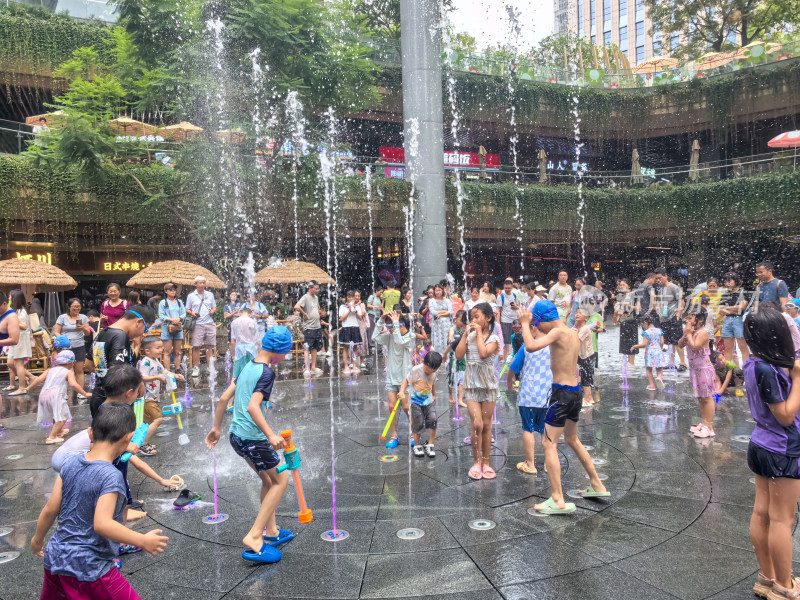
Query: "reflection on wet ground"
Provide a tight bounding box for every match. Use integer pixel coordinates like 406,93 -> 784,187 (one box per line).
0,330 -> 774,599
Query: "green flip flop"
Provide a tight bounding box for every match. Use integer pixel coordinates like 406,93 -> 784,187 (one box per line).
579,485 -> 611,498
537,497 -> 576,515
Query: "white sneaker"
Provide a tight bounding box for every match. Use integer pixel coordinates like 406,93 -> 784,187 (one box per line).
76,393 -> 86,399
303,369 -> 312,377
413,445 -> 425,457
313,368 -> 323,376
191,366 -> 200,377
424,444 -> 435,458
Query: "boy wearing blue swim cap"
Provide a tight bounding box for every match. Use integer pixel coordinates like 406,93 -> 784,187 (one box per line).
205,326 -> 294,564
517,301 -> 610,514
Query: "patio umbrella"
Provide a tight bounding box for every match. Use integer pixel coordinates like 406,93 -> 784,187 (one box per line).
689,139 -> 700,182
0,258 -> 77,300
768,130 -> 800,167
734,41 -> 781,58
254,260 -> 335,285
538,149 -> 548,183
159,121 -> 204,142
692,51 -> 735,70
109,117 -> 157,137
126,260 -> 226,290
633,56 -> 678,74
24,110 -> 65,126
631,148 -> 643,184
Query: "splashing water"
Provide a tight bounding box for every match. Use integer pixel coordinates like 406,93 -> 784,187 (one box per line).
320,110 -> 341,535
439,5 -> 469,291
365,166 -> 376,290
204,355 -> 227,523
181,356 -> 192,408
286,91 -> 308,262
505,5 -> 525,271
572,93 -> 587,279
404,117 -> 420,297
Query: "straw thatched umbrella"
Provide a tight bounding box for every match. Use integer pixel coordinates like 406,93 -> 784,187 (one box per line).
689,139 -> 700,182
0,258 -> 77,300
126,260 -> 226,290
538,149 -> 548,183
25,110 -> 66,126
254,260 -> 335,285
633,56 -> 678,74
631,148 -> 643,184
215,129 -> 245,144
109,117 -> 157,137
159,121 -> 204,142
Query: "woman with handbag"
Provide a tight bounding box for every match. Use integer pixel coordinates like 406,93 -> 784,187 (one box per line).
158,282 -> 186,372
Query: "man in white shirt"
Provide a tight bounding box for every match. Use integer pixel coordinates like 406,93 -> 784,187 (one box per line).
186,275 -> 217,376
496,278 -> 525,358
548,271 -> 572,322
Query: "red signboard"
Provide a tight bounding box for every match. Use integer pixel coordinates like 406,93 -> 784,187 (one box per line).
379,146 -> 500,170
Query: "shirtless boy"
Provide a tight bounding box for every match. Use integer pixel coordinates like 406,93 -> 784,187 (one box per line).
517,300 -> 610,514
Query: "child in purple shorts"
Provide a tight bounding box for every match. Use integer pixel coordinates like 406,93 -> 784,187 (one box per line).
743,307 -> 800,600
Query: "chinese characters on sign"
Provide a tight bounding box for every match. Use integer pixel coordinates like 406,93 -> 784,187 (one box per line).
547,161 -> 590,172
102,261 -> 153,272
14,252 -> 52,264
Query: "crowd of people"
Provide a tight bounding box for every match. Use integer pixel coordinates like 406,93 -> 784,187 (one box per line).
6,258 -> 800,600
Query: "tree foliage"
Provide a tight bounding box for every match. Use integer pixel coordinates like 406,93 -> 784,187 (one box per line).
643,0 -> 800,60
528,32 -> 622,70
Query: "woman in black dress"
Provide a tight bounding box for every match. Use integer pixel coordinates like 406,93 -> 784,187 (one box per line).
614,279 -> 639,366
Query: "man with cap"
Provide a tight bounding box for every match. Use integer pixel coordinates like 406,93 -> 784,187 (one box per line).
204,326 -> 293,564
186,275 -> 218,377
518,300 -> 609,514
530,284 -> 548,309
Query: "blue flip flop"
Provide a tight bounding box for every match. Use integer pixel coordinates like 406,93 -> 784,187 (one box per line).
263,528 -> 294,546
385,437 -> 399,449
242,542 -> 282,563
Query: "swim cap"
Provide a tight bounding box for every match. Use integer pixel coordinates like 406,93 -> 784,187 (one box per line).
261,326 -> 293,354
788,299 -> 800,310
53,335 -> 71,349
531,300 -> 560,323
54,350 -> 76,365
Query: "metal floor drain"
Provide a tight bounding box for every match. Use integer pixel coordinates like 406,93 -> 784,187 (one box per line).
379,455 -> 399,463
468,519 -> 496,531
566,489 -> 585,499
0,551 -> 19,564
585,473 -> 609,481
203,514 -> 228,524
396,528 -> 425,540
731,435 -> 751,443
0,526 -> 12,537
5,455 -> 22,460
321,529 -> 349,541
583,445 -> 594,451
610,415 -> 625,420
611,406 -> 628,412
591,458 -> 607,465
156,431 -> 171,437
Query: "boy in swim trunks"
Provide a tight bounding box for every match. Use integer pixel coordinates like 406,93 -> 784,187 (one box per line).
518,300 -> 610,514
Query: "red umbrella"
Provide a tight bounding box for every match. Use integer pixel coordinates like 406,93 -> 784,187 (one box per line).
768,131 -> 800,148
768,131 -> 800,168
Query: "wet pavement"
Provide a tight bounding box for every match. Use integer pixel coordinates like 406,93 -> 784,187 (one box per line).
0,329 -> 778,599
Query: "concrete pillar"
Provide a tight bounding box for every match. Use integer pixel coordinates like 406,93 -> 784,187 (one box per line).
400,0 -> 447,297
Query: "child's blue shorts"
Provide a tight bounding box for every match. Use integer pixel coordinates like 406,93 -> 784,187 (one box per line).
518,406 -> 548,434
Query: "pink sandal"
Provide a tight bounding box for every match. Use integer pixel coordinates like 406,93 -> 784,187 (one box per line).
468,466 -> 483,480
481,465 -> 497,479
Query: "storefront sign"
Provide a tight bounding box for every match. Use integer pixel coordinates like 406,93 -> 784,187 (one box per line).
379,146 -> 500,173
102,261 -> 153,272
13,252 -> 52,264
